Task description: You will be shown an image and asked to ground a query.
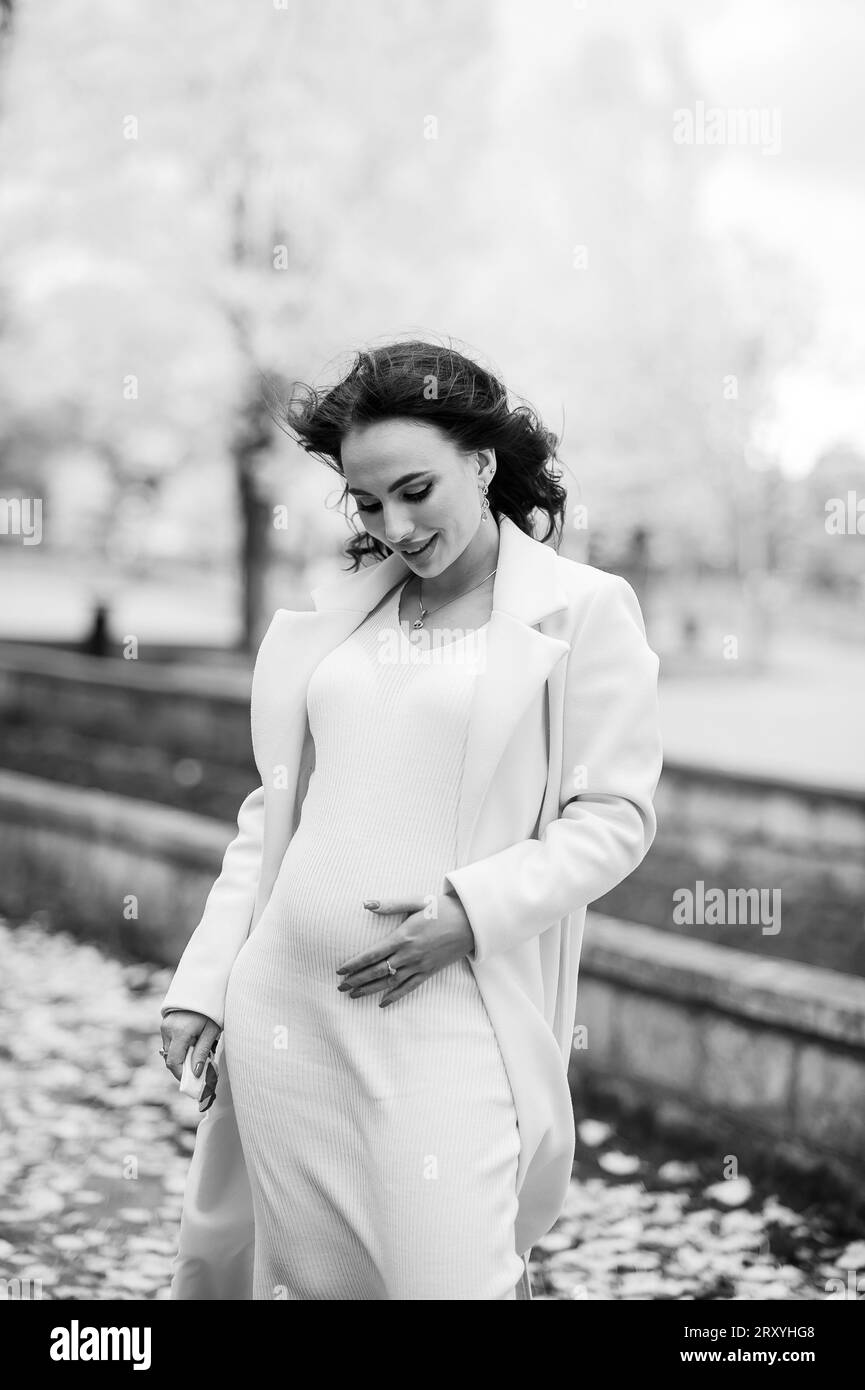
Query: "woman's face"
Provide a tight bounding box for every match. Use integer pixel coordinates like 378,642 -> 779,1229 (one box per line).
341,418 -> 492,576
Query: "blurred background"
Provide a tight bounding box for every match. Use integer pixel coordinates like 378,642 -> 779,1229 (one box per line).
1,0 -> 864,1301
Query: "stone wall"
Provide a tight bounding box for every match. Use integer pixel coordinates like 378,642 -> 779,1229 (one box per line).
2,768 -> 864,1196
0,768 -> 227,965
573,914 -> 865,1197
2,643 -> 864,973
598,763 -> 865,976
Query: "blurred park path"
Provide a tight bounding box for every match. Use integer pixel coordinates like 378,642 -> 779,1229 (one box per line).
1,917 -> 861,1301
660,626 -> 865,792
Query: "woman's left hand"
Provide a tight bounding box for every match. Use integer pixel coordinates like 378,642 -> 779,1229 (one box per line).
336,891 -> 476,1006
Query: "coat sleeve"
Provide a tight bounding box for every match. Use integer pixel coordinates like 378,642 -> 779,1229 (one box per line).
159,783 -> 265,1028
443,573 -> 663,964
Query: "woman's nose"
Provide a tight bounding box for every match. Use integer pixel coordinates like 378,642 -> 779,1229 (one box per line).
382,508 -> 415,545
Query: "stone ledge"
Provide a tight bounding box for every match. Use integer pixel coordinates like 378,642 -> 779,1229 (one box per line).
1,770 -> 863,1181
583,913 -> 865,1049
0,768 -> 230,871
2,771 -> 863,1054
658,759 -> 865,809
0,641 -> 252,702
2,644 -> 864,804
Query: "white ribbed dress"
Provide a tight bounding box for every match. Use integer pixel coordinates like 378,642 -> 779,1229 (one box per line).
222,580 -> 525,1301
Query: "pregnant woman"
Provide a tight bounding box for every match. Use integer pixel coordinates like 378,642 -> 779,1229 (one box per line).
159,339 -> 663,1301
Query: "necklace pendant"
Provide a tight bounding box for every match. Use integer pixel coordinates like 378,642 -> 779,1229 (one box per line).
412,618 -> 424,630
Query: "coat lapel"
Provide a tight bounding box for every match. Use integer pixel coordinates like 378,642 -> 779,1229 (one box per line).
251,517 -> 572,876
450,526 -> 572,864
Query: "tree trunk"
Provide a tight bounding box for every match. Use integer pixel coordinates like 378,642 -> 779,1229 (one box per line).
235,452 -> 271,653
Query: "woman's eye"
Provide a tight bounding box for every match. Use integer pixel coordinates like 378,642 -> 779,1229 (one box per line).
356,484 -> 432,512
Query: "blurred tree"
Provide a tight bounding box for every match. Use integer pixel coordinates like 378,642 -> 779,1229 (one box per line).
0,0 -> 817,657
0,0 -> 496,646
478,8 -> 814,603
231,375 -> 279,651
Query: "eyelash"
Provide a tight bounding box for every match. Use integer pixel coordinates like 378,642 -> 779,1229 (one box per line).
355,484 -> 433,513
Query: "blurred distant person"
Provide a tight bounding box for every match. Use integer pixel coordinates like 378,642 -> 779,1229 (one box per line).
82,602 -> 111,657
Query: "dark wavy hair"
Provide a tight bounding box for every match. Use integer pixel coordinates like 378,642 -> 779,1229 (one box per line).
273,339 -> 568,570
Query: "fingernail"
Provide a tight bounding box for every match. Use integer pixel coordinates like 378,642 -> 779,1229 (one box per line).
194,1061 -> 202,1076
364,900 -> 380,910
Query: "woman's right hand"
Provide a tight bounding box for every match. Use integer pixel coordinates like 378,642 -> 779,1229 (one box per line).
160,1010 -> 221,1082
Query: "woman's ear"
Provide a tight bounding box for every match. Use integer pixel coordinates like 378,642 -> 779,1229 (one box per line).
476,446 -> 497,485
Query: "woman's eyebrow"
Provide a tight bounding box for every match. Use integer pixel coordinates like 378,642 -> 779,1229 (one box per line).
348,470 -> 431,497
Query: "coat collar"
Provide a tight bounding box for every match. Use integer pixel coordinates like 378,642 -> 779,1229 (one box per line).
253,515 -> 572,874
310,515 -> 570,628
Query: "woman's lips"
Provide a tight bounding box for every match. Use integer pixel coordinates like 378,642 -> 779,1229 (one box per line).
401,534 -> 437,560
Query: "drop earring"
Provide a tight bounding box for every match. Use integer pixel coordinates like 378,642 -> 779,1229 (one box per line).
479,478 -> 490,521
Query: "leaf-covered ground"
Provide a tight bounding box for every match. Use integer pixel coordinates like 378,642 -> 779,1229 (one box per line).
1,919 -> 862,1301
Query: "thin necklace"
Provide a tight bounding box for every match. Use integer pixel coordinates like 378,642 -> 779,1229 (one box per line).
409,565 -> 497,631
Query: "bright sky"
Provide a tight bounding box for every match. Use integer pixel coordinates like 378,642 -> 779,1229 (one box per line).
501,0 -> 865,476
693,0 -> 865,475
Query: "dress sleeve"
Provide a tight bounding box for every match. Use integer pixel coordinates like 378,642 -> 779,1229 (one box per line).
443,573 -> 663,964
160,783 -> 265,1027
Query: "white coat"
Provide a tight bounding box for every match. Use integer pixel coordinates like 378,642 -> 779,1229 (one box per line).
161,514 -> 663,1298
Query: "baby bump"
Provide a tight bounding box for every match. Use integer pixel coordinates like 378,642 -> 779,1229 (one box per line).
244,818 -> 461,971
222,833 -> 414,1053
223,824 -> 513,1087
